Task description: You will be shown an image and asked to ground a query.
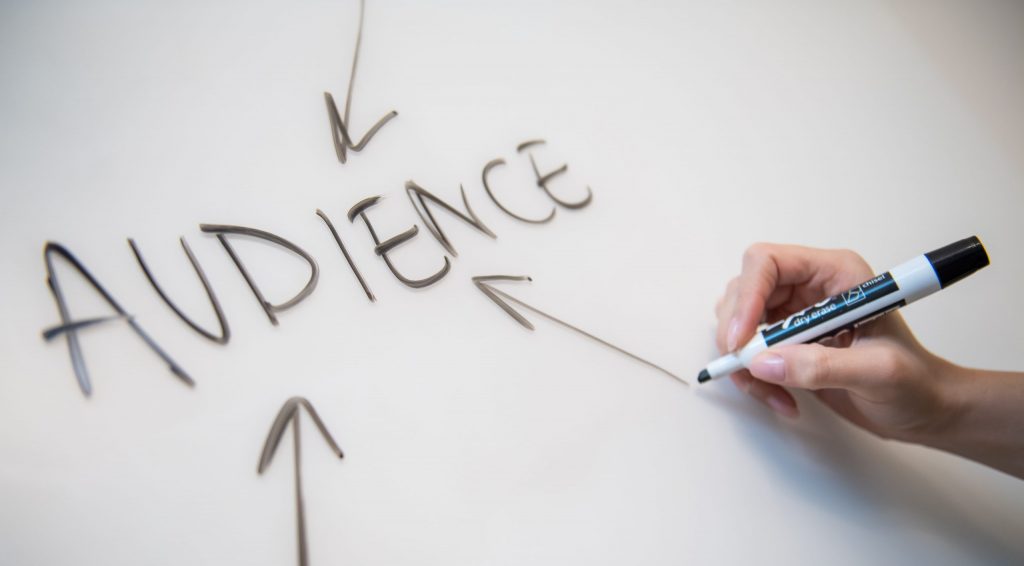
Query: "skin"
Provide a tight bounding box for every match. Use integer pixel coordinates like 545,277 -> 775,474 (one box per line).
715,243 -> 1024,479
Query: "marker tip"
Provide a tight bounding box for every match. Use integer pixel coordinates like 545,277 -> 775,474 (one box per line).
697,369 -> 710,384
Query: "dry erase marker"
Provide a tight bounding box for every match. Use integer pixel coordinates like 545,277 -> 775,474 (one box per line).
697,236 -> 990,384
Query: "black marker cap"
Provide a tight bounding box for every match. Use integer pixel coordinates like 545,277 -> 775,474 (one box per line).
924,236 -> 990,288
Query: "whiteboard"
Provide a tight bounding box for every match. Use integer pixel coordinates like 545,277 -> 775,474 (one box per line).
2,1 -> 1023,564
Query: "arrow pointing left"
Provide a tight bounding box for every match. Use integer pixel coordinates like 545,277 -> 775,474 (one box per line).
258,397 -> 344,566
473,275 -> 689,386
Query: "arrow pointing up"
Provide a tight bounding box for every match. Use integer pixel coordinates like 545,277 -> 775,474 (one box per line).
258,397 -> 344,566
472,275 -> 689,387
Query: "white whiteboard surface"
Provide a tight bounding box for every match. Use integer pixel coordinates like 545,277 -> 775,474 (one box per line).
2,1 -> 1023,564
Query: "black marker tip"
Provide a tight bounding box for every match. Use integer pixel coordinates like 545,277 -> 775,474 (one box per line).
697,369 -> 710,384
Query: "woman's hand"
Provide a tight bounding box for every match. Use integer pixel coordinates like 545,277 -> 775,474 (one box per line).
715,243 -> 957,442
714,243 -> 1024,479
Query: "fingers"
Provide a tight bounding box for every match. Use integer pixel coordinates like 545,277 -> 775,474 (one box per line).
733,242 -> 819,347
814,389 -> 883,436
715,243 -> 880,419
731,370 -> 798,418
719,282 -> 793,351
765,284 -> 795,312
748,342 -> 902,394
727,243 -> 817,351
721,243 -> 873,352
727,248 -> 775,351
715,277 -> 739,353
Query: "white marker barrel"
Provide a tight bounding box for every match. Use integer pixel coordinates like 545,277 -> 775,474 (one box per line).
699,236 -> 989,383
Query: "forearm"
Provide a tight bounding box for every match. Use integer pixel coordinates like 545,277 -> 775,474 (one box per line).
924,365 -> 1024,479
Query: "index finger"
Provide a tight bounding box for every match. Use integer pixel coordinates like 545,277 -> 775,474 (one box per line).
726,243 -> 823,351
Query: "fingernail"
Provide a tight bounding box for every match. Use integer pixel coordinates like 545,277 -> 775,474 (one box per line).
766,392 -> 797,418
726,318 -> 741,351
750,353 -> 786,383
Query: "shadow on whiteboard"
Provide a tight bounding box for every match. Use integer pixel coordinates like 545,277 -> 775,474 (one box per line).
700,388 -> 1023,563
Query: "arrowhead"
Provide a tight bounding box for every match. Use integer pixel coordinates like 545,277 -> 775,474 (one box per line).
472,276 -> 535,330
471,275 -> 690,387
258,397 -> 344,474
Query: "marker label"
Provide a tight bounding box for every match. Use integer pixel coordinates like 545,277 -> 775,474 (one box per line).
761,272 -> 899,346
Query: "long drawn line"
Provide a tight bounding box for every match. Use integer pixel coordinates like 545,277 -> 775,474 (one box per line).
258,397 -> 343,566
344,0 -> 366,128
488,286 -> 689,386
325,0 -> 397,163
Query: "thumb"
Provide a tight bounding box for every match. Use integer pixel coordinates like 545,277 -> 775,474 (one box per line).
748,343 -> 893,392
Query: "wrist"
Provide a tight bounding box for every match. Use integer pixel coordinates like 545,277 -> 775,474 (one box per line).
911,360 -> 1024,479
914,357 -> 971,448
